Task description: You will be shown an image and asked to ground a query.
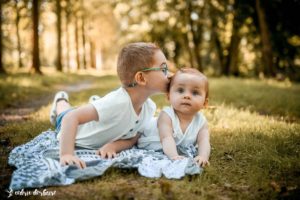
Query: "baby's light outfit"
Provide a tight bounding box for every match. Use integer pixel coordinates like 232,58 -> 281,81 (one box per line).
138,106 -> 206,150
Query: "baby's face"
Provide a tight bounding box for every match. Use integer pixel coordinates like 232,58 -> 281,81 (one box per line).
169,73 -> 207,115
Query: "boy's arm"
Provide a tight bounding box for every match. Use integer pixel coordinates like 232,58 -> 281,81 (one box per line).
59,104 -> 98,169
194,122 -> 211,167
158,112 -> 183,160
97,133 -> 140,159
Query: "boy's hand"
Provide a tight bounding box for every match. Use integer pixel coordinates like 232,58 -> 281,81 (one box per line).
60,154 -> 86,169
96,143 -> 117,159
170,155 -> 186,160
194,155 -> 210,167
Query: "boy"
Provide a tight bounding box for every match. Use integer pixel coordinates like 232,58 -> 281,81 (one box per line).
50,42 -> 170,169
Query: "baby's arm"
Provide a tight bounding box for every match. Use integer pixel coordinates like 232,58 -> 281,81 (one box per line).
59,104 -> 98,169
194,122 -> 211,167
97,133 -> 140,159
158,112 -> 184,160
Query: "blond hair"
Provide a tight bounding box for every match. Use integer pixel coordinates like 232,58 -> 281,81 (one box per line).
170,67 -> 209,98
117,42 -> 160,86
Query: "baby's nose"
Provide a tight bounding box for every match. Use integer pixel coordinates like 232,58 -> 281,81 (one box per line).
183,93 -> 191,99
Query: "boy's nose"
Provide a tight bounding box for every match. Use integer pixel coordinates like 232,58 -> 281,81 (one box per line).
167,71 -> 173,79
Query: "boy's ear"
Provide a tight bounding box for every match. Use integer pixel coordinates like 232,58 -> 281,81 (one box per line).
204,98 -> 209,108
134,72 -> 146,86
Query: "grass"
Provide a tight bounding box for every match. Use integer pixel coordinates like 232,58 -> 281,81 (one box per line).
0,73 -> 299,199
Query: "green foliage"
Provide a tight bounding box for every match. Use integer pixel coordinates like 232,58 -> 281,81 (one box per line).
0,74 -> 299,199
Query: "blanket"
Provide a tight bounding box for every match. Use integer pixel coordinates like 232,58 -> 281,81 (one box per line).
8,130 -> 202,190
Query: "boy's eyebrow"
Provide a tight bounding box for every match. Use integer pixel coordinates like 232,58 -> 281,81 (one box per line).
159,62 -> 167,67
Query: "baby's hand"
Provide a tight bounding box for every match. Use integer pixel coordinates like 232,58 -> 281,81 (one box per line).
170,155 -> 186,160
194,155 -> 210,167
96,143 -> 117,159
60,154 -> 86,169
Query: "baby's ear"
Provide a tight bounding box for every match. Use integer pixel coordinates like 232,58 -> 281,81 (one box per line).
166,93 -> 170,101
204,98 -> 209,108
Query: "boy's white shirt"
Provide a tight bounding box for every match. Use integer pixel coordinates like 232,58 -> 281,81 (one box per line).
56,87 -> 156,149
138,106 -> 206,150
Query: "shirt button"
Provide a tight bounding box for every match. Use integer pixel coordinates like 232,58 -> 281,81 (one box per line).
136,120 -> 139,124
130,129 -> 133,132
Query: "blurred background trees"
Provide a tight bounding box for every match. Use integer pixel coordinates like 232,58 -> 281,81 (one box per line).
0,0 -> 299,80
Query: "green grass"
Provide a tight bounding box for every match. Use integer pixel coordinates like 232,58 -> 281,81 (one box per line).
0,74 -> 299,199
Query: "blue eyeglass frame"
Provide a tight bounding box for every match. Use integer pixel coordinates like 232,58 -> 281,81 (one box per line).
126,63 -> 169,87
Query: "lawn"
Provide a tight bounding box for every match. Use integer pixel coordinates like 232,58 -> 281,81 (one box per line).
0,72 -> 299,200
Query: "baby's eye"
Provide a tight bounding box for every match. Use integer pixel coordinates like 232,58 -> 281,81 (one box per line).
192,91 -> 199,95
177,88 -> 184,93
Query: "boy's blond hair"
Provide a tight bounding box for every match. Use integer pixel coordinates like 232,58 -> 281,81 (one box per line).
170,68 -> 209,98
117,42 -> 160,86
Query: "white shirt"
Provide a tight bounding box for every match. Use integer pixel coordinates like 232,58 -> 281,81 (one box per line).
57,87 -> 156,149
138,106 -> 206,150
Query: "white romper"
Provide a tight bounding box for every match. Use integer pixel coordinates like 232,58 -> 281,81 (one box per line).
138,106 -> 206,150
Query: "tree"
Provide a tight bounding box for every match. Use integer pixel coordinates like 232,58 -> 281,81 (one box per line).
75,10 -> 80,70
80,0 -> 86,69
13,0 -> 22,68
31,0 -> 42,74
262,0 -> 300,80
64,0 -> 71,71
185,0 -> 205,72
0,0 -> 5,74
255,0 -> 275,77
56,0 -> 62,71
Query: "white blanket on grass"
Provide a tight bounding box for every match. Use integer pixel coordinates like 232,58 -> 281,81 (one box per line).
8,130 -> 202,190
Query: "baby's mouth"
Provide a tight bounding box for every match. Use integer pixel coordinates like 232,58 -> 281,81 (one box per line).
181,102 -> 191,106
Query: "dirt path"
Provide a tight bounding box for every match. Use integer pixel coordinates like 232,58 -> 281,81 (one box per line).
0,81 -> 95,125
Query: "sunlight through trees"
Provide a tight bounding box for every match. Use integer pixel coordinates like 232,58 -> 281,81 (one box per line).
0,0 -> 299,80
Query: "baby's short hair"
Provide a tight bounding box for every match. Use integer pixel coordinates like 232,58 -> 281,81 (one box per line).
117,42 -> 160,86
170,67 -> 209,98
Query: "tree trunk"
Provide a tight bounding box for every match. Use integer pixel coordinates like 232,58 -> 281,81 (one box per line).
209,2 -> 226,75
31,0 -> 42,74
56,0 -> 62,71
211,31 -> 225,75
0,0 -> 5,74
184,32 -> 195,68
81,17 -> 87,69
14,0 -> 23,68
81,0 -> 86,69
256,0 -> 275,77
89,39 -> 96,69
75,14 -> 80,70
227,16 -> 241,76
64,0 -> 71,71
183,2 -> 195,68
186,0 -> 203,71
173,40 -> 181,66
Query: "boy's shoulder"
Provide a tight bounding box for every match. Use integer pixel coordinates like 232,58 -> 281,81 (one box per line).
91,87 -> 131,109
145,97 -> 156,108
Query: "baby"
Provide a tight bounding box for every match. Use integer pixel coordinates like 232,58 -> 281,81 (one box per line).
138,68 -> 211,167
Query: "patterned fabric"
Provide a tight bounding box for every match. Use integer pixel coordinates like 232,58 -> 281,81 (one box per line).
8,130 -> 202,190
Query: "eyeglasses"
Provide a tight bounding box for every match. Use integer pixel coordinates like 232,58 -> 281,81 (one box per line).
126,63 -> 169,87
140,63 -> 169,77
